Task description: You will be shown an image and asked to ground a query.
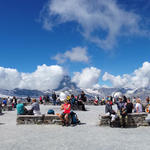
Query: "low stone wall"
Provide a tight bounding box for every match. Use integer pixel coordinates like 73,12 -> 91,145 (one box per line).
99,113 -> 150,127
17,114 -> 62,125
3,105 -> 13,111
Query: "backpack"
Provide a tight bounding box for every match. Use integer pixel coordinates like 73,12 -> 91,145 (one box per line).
47,109 -> 55,115
70,111 -> 80,124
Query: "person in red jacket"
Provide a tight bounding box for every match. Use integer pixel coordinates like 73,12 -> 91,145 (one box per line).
59,99 -> 71,126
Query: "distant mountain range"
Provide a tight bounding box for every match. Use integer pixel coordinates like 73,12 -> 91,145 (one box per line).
0,75 -> 150,100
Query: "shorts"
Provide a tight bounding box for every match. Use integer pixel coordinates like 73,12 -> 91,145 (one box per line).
61,112 -> 69,118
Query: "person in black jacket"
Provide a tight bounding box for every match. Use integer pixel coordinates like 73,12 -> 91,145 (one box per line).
80,91 -> 87,102
126,98 -> 133,113
52,92 -> 57,105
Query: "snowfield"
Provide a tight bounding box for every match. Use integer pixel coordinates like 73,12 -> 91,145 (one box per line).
0,105 -> 150,150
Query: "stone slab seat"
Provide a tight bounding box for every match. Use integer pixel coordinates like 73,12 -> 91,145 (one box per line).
99,112 -> 150,127
44,115 -> 62,125
17,115 -> 44,125
17,114 -> 62,125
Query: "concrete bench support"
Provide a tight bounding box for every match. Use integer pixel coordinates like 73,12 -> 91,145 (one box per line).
99,113 -> 150,127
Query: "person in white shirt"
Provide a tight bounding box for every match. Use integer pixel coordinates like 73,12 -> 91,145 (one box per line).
135,98 -> 142,113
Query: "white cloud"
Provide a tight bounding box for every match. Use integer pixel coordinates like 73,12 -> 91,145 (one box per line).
40,0 -> 147,49
103,61 -> 150,89
0,67 -> 21,89
72,67 -> 101,89
0,65 -> 65,90
53,47 -> 89,63
53,53 -> 66,64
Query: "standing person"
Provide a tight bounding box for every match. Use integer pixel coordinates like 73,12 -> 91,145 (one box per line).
126,98 -> 133,113
43,96 -> 46,104
46,95 -> 50,103
135,98 -> 142,113
31,99 -> 41,115
78,91 -> 86,111
52,92 -> 57,105
12,96 -> 17,108
80,91 -> 87,102
77,98 -> 86,111
7,97 -> 12,104
2,98 -> 7,107
146,96 -> 150,104
26,96 -> 31,103
94,96 -> 98,105
116,97 -> 127,128
39,96 -> 43,104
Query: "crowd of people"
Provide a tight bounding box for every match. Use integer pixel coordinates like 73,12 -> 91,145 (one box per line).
105,96 -> 150,127
0,91 -> 86,126
1,92 -> 150,127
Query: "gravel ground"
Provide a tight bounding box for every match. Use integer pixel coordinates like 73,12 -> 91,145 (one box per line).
0,105 -> 150,150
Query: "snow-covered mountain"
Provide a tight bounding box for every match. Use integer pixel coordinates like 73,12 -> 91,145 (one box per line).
0,88 -> 45,98
0,75 -> 150,100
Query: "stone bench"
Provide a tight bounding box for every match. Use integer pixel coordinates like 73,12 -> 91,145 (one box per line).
17,114 -> 62,125
3,105 -> 13,111
44,115 -> 62,125
99,113 -> 150,127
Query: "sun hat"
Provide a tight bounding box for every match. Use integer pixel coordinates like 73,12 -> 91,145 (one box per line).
66,95 -> 71,100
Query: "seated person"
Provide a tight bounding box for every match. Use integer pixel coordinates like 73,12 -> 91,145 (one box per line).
105,100 -> 116,123
31,98 -> 41,115
16,99 -> 28,115
70,94 -> 77,108
59,99 -> 71,126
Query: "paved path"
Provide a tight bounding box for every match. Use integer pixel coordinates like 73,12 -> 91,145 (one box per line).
0,105 -> 150,150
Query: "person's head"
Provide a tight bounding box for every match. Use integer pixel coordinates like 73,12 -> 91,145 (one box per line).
136,98 -> 141,104
32,98 -> 36,103
118,96 -> 123,102
106,100 -> 109,104
66,95 -> 70,101
127,98 -> 131,103
17,99 -> 21,104
81,91 -> 84,94
71,94 -> 74,98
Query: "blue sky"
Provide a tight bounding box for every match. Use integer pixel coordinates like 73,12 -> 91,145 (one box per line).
0,0 -> 150,90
